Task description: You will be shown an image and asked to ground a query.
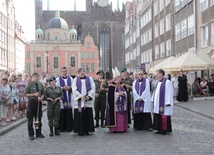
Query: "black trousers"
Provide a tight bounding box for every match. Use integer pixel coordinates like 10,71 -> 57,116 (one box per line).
27,99 -> 42,137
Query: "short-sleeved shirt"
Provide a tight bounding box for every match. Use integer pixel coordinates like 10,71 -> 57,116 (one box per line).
25,81 -> 44,100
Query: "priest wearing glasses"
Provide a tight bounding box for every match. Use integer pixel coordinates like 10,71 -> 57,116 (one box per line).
151,69 -> 173,135
56,66 -> 74,132
72,68 -> 95,136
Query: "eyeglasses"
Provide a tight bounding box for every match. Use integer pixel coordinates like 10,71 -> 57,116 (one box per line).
138,74 -> 143,75
99,74 -> 103,75
2,79 -> 8,81
18,75 -> 22,77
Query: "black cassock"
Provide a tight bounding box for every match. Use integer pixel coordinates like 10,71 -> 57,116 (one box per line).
177,75 -> 188,102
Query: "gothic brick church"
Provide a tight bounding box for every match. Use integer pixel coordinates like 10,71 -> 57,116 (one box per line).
34,0 -> 125,76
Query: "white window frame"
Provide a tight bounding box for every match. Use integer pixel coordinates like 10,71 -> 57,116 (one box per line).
200,0 -> 208,11
160,19 -> 165,35
165,0 -> 170,6
155,45 -> 159,59
166,39 -> 171,56
155,23 -> 159,38
211,22 -> 214,45
154,1 -> 158,16
201,25 -> 209,48
165,14 -> 171,32
181,19 -> 187,38
188,15 -> 195,35
160,42 -> 165,58
175,23 -> 181,41
159,0 -> 164,12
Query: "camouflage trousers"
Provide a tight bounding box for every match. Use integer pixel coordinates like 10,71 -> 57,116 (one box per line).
94,93 -> 106,121
47,101 -> 60,128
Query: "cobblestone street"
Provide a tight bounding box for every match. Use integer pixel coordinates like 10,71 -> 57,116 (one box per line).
0,105 -> 214,155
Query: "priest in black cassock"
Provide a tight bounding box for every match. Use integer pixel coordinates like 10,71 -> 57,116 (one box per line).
72,68 -> 95,136
152,69 -> 173,135
177,71 -> 188,102
56,67 -> 74,132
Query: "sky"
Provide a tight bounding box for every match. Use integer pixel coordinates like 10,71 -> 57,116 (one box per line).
13,0 -> 131,41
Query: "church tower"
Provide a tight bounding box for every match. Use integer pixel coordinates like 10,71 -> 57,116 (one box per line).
86,0 -> 92,13
35,0 -> 43,29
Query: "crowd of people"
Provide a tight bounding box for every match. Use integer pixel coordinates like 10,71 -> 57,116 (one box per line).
1,67 -> 213,140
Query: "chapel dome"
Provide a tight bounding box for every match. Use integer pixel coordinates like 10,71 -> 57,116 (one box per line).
47,10 -> 68,30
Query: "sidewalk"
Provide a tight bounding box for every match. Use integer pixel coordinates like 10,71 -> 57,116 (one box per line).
175,98 -> 214,120
0,105 -> 47,136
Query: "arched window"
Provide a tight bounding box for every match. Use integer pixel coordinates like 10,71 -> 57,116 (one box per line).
99,27 -> 110,71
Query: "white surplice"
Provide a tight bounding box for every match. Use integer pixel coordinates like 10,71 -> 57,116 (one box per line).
132,78 -> 151,113
72,77 -> 95,109
151,79 -> 174,116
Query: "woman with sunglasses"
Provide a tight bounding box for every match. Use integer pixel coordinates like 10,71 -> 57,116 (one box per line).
0,76 -> 11,125
132,70 -> 153,131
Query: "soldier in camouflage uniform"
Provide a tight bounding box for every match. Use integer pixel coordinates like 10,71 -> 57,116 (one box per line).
121,67 -> 133,124
45,76 -> 63,136
94,70 -> 109,128
25,72 -> 45,140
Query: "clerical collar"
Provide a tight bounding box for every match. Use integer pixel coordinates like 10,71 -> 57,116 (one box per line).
62,76 -> 67,79
52,86 -> 56,89
159,78 -> 164,82
139,78 -> 143,82
80,76 -> 86,79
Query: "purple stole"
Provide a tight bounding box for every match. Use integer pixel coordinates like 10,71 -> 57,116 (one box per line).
115,84 -> 127,113
76,76 -> 91,112
134,78 -> 146,113
154,78 -> 167,114
59,76 -> 72,109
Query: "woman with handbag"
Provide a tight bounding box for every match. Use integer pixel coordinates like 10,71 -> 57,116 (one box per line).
0,76 -> 11,125
15,73 -> 27,117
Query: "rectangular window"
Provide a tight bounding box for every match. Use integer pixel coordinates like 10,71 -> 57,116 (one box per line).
155,23 -> 159,38
154,1 -> 158,16
36,57 -> 41,68
160,19 -> 165,35
91,52 -> 95,59
159,0 -> 164,12
165,14 -> 171,32
81,52 -> 84,59
53,57 -> 58,68
166,39 -> 171,56
181,19 -> 187,38
200,0 -> 208,10
175,0 -> 180,12
70,57 -> 75,67
188,15 -> 195,35
211,22 -> 214,45
165,0 -> 170,6
26,63 -> 31,73
160,42 -> 165,58
175,23 -> 181,41
26,51 -> 30,59
211,0 -> 214,5
155,45 -> 159,59
91,63 -> 95,72
201,25 -> 209,47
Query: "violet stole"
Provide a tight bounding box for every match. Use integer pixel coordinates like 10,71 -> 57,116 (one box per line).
59,76 -> 72,109
115,84 -> 127,113
134,78 -> 146,113
76,76 -> 91,112
159,78 -> 167,114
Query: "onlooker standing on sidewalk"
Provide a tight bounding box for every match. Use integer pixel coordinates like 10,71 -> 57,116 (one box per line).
171,74 -> 179,102
0,76 -> 11,125
177,71 -> 188,102
25,72 -> 45,140
16,73 -> 27,117
152,69 -> 173,135
10,83 -> 19,121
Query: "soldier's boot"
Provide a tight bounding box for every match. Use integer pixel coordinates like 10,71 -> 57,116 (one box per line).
95,120 -> 99,128
49,127 -> 53,137
55,128 -> 60,136
101,120 -> 105,128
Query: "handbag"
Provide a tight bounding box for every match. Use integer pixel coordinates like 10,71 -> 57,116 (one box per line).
19,102 -> 27,111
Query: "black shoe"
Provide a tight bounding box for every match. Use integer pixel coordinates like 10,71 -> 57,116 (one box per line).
55,128 -> 60,136
84,132 -> 89,135
78,133 -> 84,136
95,123 -> 99,128
101,124 -> 105,128
49,127 -> 53,137
29,136 -> 34,140
36,133 -> 45,138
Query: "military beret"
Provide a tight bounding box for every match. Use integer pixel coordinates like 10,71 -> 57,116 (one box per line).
49,76 -> 56,82
121,67 -> 127,72
96,69 -> 104,75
